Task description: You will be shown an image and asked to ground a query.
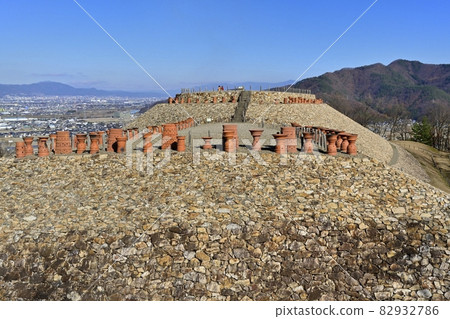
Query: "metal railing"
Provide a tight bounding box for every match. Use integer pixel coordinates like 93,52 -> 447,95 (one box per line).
267,87 -> 312,94
180,87 -> 312,94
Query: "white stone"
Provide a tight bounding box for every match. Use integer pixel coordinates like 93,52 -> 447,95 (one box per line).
23,215 -> 36,222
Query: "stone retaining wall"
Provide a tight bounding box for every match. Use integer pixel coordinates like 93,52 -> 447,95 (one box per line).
174,90 -> 317,105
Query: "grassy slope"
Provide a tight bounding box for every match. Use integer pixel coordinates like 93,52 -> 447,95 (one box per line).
394,141 -> 450,193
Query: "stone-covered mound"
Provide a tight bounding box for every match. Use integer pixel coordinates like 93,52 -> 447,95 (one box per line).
128,99 -> 393,164
0,153 -> 448,300
128,102 -> 236,130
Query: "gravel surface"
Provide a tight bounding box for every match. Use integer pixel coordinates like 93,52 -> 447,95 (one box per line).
0,153 -> 448,300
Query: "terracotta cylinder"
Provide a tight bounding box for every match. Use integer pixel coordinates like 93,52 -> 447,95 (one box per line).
116,136 -> 127,153
177,136 -> 186,152
37,137 -> 50,157
283,97 -> 288,104
303,132 -> 314,154
223,124 -> 238,148
223,130 -> 235,153
249,129 -> 264,151
273,134 -> 287,154
347,134 -> 358,155
212,96 -> 217,104
15,141 -> 26,158
281,127 -> 297,153
326,134 -> 338,156
107,128 -> 123,152
143,132 -> 153,153
23,136 -> 34,156
202,137 -> 213,149
340,133 -> 349,153
55,131 -> 72,154
162,123 -> 178,150
89,133 -> 100,154
76,134 -> 87,154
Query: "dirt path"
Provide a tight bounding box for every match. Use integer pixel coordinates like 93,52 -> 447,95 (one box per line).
389,143 -> 399,166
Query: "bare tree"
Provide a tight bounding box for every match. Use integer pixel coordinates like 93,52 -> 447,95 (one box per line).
428,104 -> 450,151
386,104 -> 409,140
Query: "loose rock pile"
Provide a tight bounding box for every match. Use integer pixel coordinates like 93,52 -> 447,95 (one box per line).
0,152 -> 448,300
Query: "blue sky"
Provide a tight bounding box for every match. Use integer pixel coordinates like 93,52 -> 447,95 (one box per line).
0,0 -> 449,92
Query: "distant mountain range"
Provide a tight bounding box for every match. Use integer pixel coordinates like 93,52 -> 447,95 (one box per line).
0,81 -> 167,98
0,80 -> 295,99
3,61 -> 449,123
289,59 -> 450,121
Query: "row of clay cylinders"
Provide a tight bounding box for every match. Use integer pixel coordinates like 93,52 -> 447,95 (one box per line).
283,97 -> 316,104
125,128 -> 139,139
169,96 -> 237,104
222,124 -> 238,152
335,132 -> 358,155
175,118 -> 195,130
319,128 -> 357,156
272,131 -> 315,155
272,127 -> 298,154
169,97 -> 193,104
74,132 -> 104,154
16,136 -> 50,158
143,131 -> 186,153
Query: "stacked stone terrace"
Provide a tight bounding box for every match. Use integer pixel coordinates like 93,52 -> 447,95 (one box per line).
173,90 -> 320,105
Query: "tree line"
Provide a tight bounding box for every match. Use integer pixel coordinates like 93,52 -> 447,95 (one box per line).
345,103 -> 449,152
